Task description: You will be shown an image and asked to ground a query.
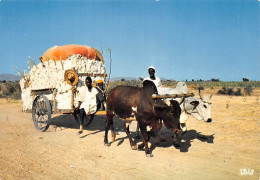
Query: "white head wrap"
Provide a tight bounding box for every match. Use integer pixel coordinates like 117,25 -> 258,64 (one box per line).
148,66 -> 155,71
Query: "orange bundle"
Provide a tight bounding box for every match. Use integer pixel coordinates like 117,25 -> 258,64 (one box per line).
41,44 -> 98,62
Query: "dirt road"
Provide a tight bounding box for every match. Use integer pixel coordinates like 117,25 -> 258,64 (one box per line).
0,92 -> 259,180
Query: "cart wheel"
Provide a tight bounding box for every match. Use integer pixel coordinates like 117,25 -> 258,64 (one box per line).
32,95 -> 52,131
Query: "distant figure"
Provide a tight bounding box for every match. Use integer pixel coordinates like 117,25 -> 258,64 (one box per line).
143,66 -> 162,91
76,76 -> 98,135
96,79 -> 106,111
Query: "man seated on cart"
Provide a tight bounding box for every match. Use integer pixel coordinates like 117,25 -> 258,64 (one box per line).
76,76 -> 99,135
96,79 -> 106,111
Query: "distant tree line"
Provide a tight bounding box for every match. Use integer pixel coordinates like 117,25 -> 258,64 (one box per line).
0,78 -> 258,100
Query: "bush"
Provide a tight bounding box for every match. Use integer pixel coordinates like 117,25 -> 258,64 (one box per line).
218,86 -> 242,96
218,87 -> 226,95
0,81 -> 21,99
234,88 -> 242,96
227,88 -> 234,95
211,78 -> 220,82
7,84 -> 16,93
197,86 -> 204,90
244,85 -> 253,95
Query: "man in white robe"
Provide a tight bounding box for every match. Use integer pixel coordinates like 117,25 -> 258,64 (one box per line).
76,76 -> 98,135
143,66 -> 162,93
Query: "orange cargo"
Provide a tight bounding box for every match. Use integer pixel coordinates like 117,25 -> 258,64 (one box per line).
41,44 -> 104,63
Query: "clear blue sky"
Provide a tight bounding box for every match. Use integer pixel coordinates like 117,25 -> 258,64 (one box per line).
0,0 -> 259,81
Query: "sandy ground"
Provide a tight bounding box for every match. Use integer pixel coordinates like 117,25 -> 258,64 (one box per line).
0,90 -> 259,180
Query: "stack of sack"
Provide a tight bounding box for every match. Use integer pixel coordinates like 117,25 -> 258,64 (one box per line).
19,54 -> 106,111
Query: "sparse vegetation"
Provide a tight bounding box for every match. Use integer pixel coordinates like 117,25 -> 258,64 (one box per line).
107,80 -> 260,96
217,85 -> 254,96
1,79 -> 259,100
244,85 -> 253,95
217,87 -> 242,96
234,88 -> 242,96
0,81 -> 21,99
211,78 -> 220,82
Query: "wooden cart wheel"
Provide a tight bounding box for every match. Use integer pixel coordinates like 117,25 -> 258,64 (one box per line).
32,95 -> 52,131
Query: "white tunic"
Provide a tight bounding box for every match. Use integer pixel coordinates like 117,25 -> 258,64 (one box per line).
143,77 -> 162,92
78,86 -> 98,115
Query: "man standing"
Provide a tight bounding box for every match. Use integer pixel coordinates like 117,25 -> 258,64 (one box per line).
143,66 -> 162,92
76,76 -> 98,135
96,79 -> 106,111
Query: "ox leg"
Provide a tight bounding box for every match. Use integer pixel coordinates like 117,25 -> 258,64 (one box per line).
139,123 -> 152,157
124,122 -> 137,150
180,123 -> 187,133
135,123 -> 141,139
110,120 -> 116,142
104,113 -> 114,146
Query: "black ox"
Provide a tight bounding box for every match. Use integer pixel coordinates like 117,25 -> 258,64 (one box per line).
104,80 -> 182,156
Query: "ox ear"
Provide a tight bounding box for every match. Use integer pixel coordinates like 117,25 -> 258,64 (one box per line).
169,100 -> 180,107
154,103 -> 167,109
190,101 -> 199,107
154,100 -> 168,110
163,100 -> 180,107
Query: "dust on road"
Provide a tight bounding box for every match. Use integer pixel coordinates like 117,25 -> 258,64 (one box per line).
0,92 -> 259,180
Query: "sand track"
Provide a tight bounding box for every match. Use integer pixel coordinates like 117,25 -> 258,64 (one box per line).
0,93 -> 259,179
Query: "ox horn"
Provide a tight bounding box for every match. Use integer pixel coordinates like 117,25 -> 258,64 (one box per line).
163,99 -> 171,106
209,94 -> 213,100
199,89 -> 205,101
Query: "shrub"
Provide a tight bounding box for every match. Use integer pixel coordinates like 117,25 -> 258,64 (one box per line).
234,88 -> 242,96
227,88 -> 234,95
218,87 -> 226,94
197,86 -> 204,90
0,81 -> 21,99
242,78 -> 249,81
211,78 -> 220,82
244,85 -> 253,95
218,86 -> 241,96
7,84 -> 16,93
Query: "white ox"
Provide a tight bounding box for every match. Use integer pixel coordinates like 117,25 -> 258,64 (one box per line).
160,82 -> 213,132
135,82 -> 213,137
178,94 -> 212,132
158,81 -> 188,97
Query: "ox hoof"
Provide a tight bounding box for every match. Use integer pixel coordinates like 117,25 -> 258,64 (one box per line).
207,118 -> 212,123
131,145 -> 137,150
104,142 -> 110,147
138,143 -> 145,150
76,131 -> 83,135
146,154 -> 154,158
173,142 -> 180,148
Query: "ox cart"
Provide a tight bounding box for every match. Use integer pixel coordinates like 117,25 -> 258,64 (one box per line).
19,44 -> 195,132
19,45 -> 108,131
31,86 -> 107,132
30,86 -> 194,132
